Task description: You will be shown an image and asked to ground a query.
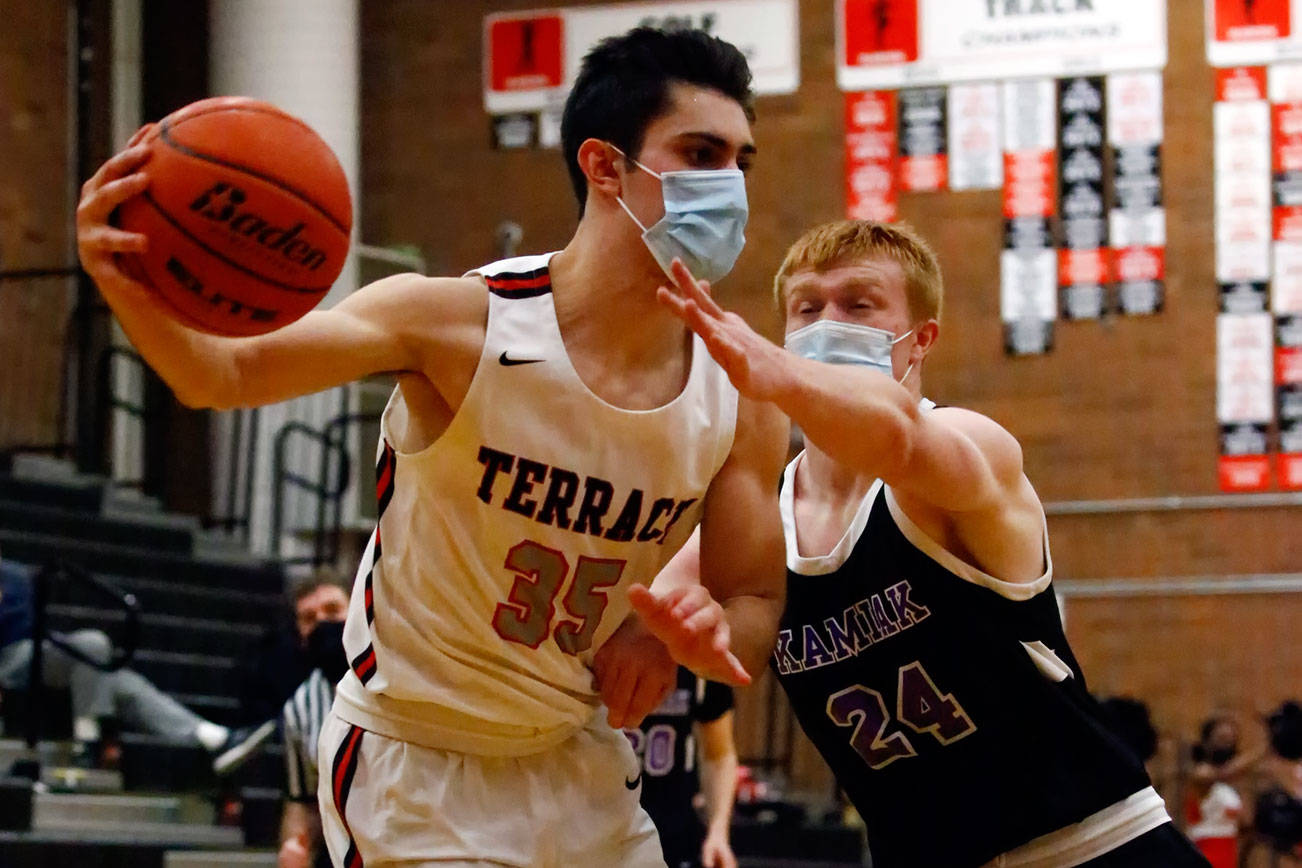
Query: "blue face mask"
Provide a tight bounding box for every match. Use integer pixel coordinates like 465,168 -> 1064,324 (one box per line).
612,147 -> 748,283
785,320 -> 914,381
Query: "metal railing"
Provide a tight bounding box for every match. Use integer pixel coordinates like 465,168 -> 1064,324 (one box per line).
269,411 -> 381,566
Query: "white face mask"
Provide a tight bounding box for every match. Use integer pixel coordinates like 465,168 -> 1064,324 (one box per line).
785,319 -> 914,381
611,146 -> 748,283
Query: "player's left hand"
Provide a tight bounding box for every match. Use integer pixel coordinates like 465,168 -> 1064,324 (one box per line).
628,583 -> 752,687
593,613 -> 677,729
701,828 -> 738,868
657,258 -> 793,404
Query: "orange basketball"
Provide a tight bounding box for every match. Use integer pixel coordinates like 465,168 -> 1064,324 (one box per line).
115,96 -> 352,336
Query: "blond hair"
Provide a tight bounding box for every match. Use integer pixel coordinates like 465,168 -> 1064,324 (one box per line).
772,220 -> 943,323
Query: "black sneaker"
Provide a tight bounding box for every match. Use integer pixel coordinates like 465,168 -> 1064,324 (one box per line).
212,719 -> 277,776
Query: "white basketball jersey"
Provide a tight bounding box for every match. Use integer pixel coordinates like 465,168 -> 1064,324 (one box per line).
333,253 -> 739,756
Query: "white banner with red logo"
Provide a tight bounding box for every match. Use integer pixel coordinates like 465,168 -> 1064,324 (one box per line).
947,82 -> 1003,191
1206,0 -> 1302,67
838,0 -> 1166,91
484,0 -> 800,115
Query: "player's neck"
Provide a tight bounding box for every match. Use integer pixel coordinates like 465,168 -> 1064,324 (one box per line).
797,443 -> 877,507
550,225 -> 689,362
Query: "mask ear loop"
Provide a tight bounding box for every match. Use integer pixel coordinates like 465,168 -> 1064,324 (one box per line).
893,329 -> 916,384
608,143 -> 660,233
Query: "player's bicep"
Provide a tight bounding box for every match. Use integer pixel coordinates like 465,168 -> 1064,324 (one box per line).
895,408 -> 1025,512
698,398 -> 787,603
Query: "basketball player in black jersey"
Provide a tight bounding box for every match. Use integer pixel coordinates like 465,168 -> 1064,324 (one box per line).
656,221 -> 1209,867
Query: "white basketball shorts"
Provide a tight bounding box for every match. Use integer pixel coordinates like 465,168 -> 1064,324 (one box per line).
317,708 -> 665,867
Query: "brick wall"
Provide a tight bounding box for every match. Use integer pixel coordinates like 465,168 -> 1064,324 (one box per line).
0,0 -> 1294,797
0,3 -> 73,450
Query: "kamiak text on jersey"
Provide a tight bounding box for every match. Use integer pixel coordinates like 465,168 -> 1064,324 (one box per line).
774,581 -> 931,674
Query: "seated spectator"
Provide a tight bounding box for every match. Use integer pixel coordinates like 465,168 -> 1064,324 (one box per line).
1185,713 -> 1260,868
1253,701 -> 1302,858
0,546 -> 256,770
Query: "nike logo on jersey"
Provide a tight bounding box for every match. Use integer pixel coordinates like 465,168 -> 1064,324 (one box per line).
624,771 -> 642,790
773,580 -> 931,675
499,351 -> 543,366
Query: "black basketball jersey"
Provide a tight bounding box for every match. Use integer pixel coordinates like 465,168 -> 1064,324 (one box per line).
772,469 -> 1156,868
625,668 -> 734,868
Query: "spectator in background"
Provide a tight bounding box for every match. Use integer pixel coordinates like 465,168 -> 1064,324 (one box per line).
1253,701 -> 1302,859
275,570 -> 350,868
0,547 -> 251,770
624,667 -> 739,868
1185,713 -> 1260,868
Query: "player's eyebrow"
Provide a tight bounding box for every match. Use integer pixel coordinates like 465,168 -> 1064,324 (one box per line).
675,131 -> 758,157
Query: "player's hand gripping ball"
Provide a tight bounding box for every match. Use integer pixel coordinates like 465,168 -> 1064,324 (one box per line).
113,96 -> 352,336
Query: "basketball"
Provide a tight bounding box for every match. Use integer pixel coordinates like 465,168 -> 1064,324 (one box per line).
114,96 -> 352,336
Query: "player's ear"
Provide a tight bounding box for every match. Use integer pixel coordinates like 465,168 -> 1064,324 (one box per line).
912,319 -> 939,363
577,139 -> 624,198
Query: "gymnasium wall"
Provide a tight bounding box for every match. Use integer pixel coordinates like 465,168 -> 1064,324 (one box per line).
0,0 -> 1296,800
357,0 -> 1300,794
0,3 -> 74,451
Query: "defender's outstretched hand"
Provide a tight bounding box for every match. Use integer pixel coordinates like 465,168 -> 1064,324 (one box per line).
628,583 -> 751,687
656,258 -> 793,404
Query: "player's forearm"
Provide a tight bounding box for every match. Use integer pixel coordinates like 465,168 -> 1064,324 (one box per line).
772,358 -> 920,476
721,593 -> 782,678
278,800 -> 317,846
98,278 -> 240,409
703,751 -> 739,835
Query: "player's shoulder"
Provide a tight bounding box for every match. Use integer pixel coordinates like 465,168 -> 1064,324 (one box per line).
930,405 -> 1020,450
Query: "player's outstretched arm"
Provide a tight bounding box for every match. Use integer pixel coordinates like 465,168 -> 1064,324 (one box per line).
656,259 -> 1023,516
77,139 -> 483,411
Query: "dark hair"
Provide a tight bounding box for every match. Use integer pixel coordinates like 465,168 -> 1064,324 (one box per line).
560,26 -> 754,213
1269,700 -> 1302,760
287,566 -> 351,606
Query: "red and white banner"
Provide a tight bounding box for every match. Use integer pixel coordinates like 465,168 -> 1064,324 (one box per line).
1206,0 -> 1299,67
1001,78 -> 1057,355
1218,312 -> 1276,490
484,0 -> 800,114
1107,71 -> 1165,315
838,0 -> 1166,91
947,82 -> 1002,191
845,90 -> 899,222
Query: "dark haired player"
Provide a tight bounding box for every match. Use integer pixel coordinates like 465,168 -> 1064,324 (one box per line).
76,26 -> 786,867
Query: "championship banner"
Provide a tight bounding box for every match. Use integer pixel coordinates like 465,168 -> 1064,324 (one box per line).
1279,315 -> 1302,487
484,0 -> 800,115
1206,0 -> 1300,67
1001,78 -> 1057,355
947,82 -> 1003,190
838,0 -> 1166,91
1107,71 -> 1165,316
1058,76 -> 1109,320
846,90 -> 899,222
1215,67 -> 1272,296
1218,311 -> 1276,491
898,86 -> 947,192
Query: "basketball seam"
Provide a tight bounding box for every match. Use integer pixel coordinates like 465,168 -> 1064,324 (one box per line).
139,192 -> 334,295
160,114 -> 351,234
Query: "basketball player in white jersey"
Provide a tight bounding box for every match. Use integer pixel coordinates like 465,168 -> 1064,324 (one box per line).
75,27 -> 786,868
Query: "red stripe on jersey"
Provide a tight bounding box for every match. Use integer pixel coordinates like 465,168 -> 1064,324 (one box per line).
485,274 -> 550,291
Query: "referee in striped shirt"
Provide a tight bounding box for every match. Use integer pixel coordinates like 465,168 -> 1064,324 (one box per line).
279,602 -> 349,868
